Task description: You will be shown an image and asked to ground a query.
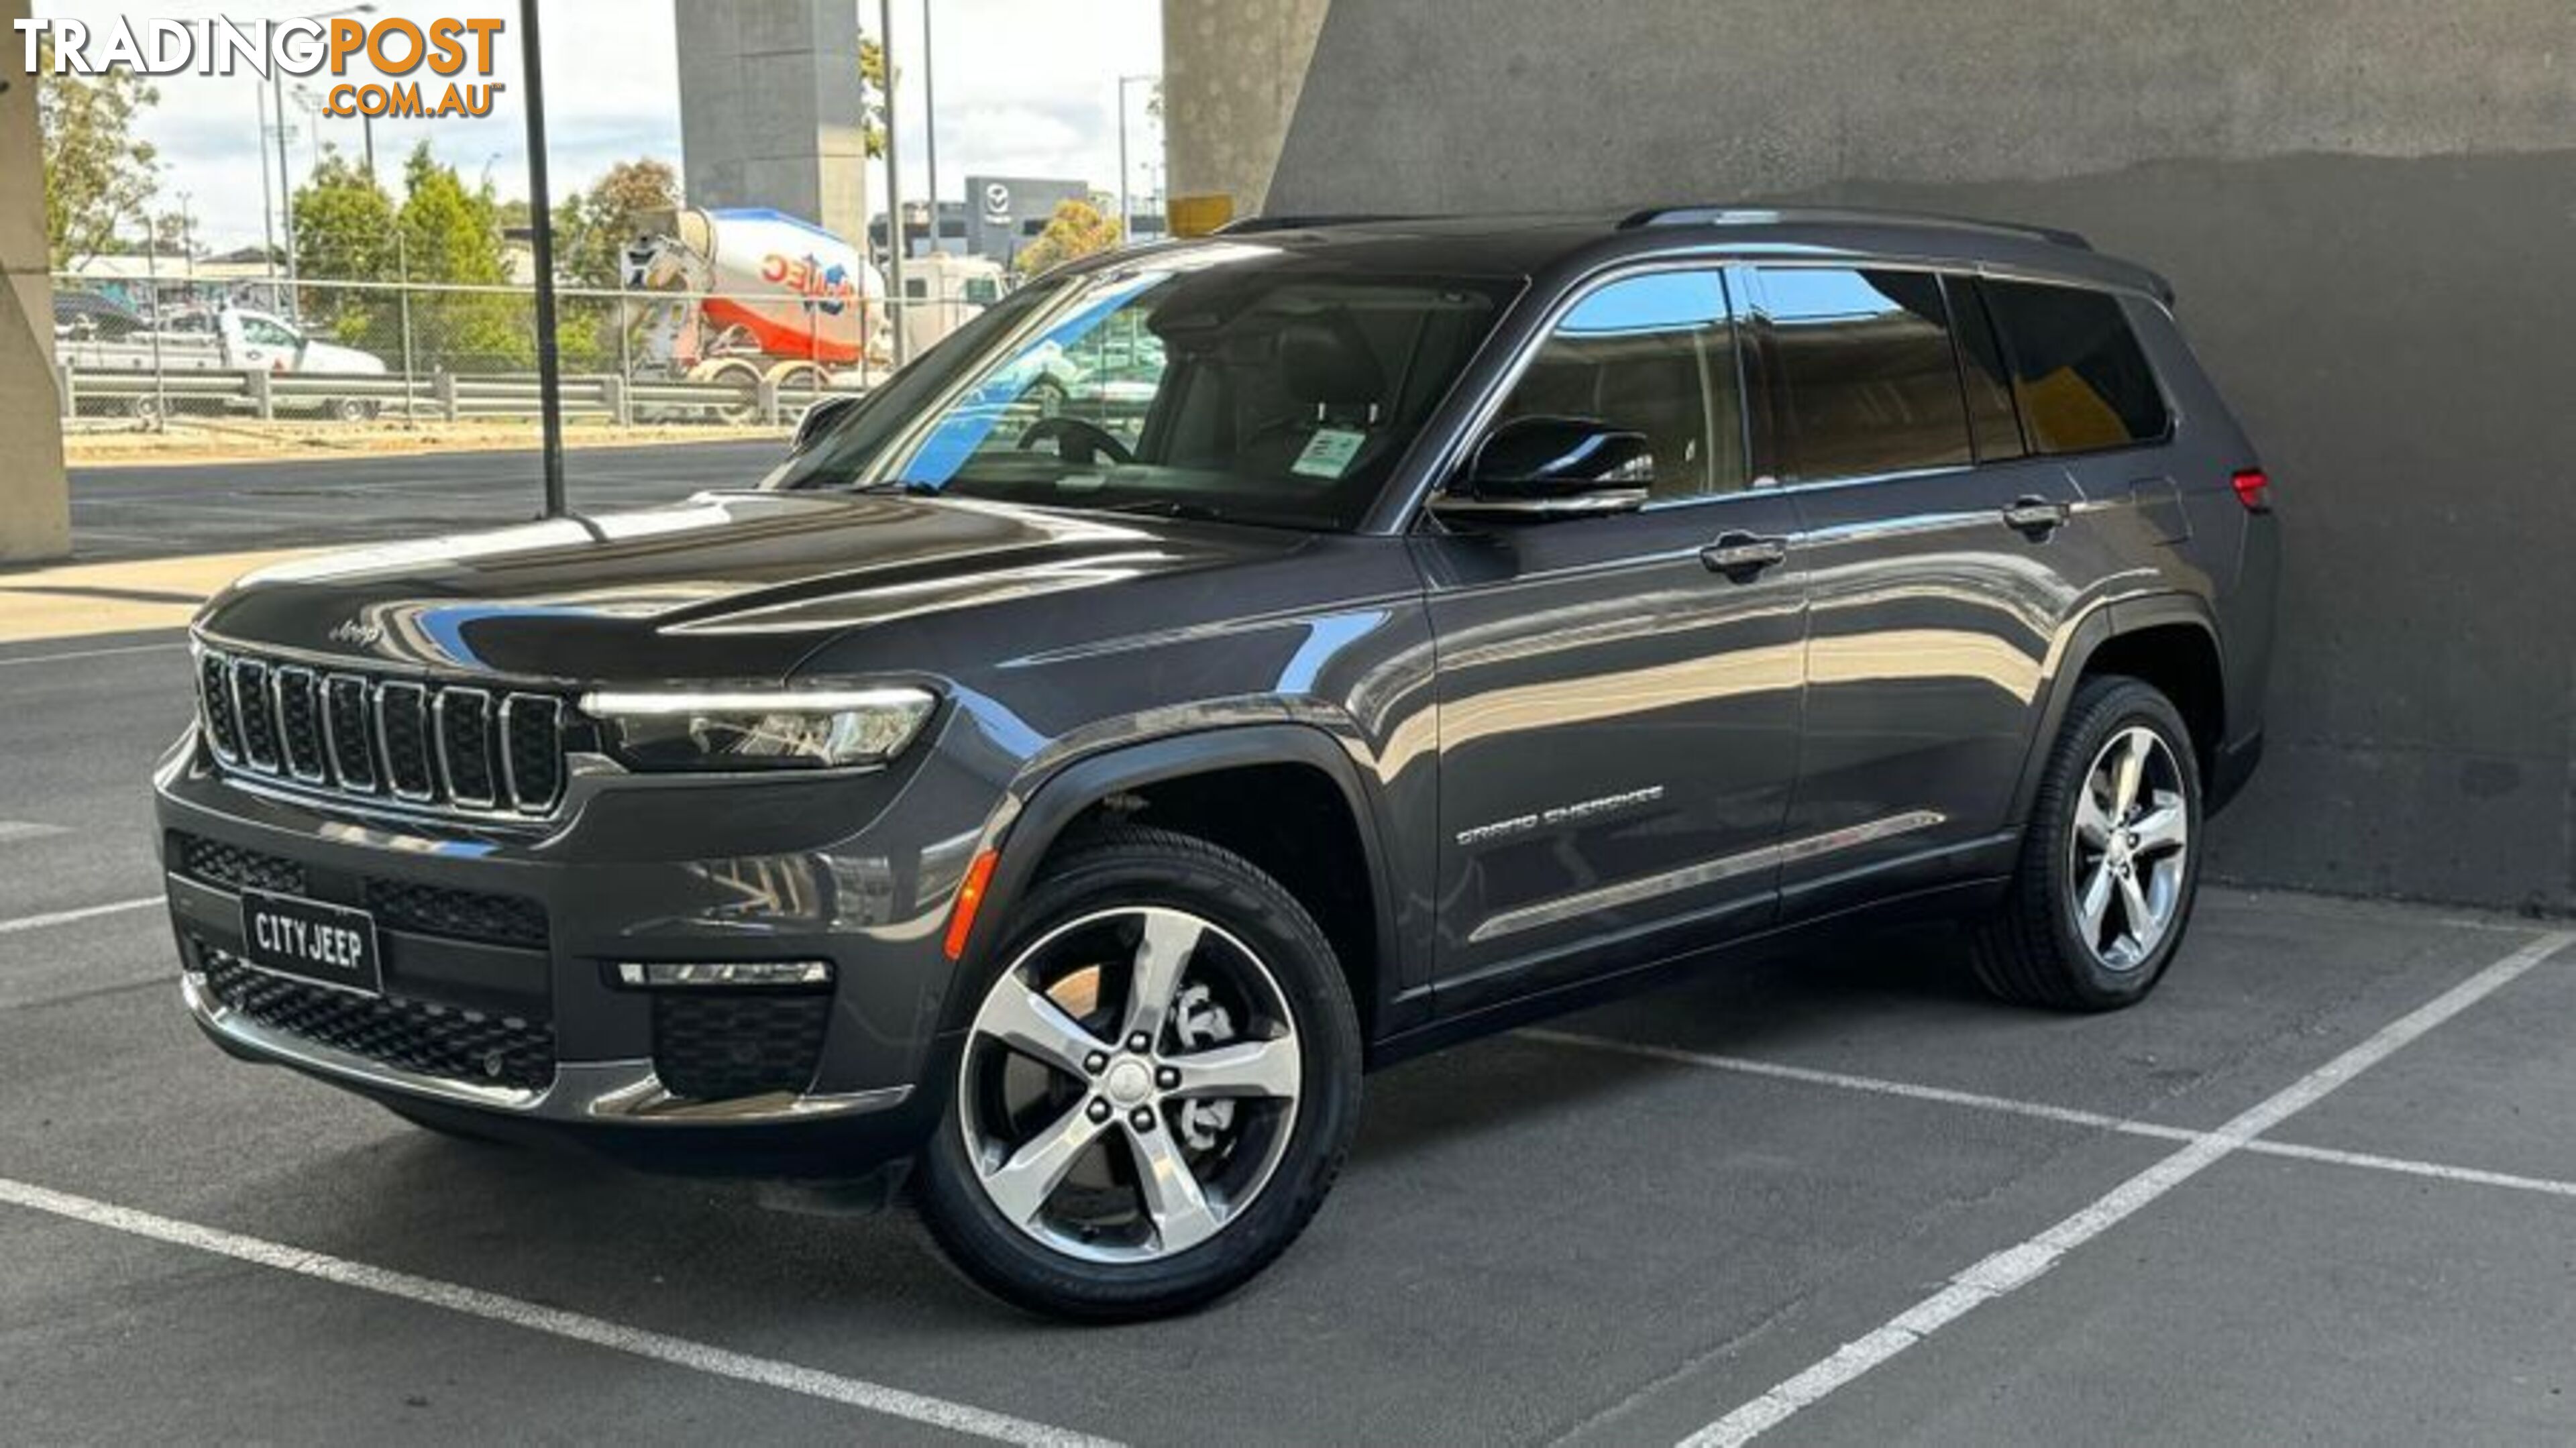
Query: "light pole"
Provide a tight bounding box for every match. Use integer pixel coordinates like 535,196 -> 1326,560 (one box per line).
271,4 -> 374,319
1116,74 -> 1156,246
175,190 -> 197,290
879,0 -> 908,366
256,91 -> 278,300
920,0 -> 940,256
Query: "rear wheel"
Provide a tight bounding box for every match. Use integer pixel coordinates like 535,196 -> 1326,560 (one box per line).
916,827 -> 1360,1321
1973,676 -> 2202,1010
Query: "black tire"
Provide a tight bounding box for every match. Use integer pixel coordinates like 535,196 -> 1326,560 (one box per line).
1972,676 -> 2203,1010
330,397 -> 380,423
916,826 -> 1362,1321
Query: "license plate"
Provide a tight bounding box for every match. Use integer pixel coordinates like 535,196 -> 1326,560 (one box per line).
240,889 -> 383,995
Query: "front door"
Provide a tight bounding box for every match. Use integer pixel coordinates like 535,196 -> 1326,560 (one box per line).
1417,268 -> 1809,1007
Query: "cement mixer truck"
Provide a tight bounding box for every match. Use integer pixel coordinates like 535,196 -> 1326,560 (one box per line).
622,207 -> 888,414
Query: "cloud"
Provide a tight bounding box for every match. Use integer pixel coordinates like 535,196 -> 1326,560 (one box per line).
40,0 -> 1161,256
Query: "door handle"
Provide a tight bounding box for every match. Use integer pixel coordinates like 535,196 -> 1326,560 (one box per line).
1701,532 -> 1789,579
2001,496 -> 2070,537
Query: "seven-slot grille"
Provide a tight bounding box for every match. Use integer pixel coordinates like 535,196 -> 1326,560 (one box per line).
196,648 -> 566,817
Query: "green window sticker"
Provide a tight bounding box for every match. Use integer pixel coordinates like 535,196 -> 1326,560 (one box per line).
1290,427 -> 1367,480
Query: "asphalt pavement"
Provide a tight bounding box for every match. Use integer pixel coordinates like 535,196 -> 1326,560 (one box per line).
67,439 -> 788,562
5,620 -> 2575,1444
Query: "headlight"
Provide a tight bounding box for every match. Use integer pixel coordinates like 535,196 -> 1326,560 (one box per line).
578,685 -> 935,772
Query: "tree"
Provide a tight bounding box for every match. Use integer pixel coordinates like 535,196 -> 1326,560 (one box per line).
550,158 -> 683,370
35,33 -> 161,266
1012,197 -> 1123,276
289,149 -> 399,351
555,158 -> 682,288
396,143 -> 532,372
858,34 -> 890,158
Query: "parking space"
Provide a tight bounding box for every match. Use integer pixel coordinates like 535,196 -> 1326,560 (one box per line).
5,639 -> 2575,1445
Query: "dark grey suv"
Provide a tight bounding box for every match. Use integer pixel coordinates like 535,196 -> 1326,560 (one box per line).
158,207 -> 2277,1319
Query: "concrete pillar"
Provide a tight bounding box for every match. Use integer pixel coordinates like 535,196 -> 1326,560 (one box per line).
1159,0 -> 1332,231
0,0 -> 71,565
674,0 -> 869,244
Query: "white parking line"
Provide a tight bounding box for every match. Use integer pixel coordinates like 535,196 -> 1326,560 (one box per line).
1674,928 -> 2576,1447
0,821 -> 71,844
0,642 -> 186,669
0,897 -> 164,936
0,1176 -> 1119,1447
1523,1029 -> 2576,1201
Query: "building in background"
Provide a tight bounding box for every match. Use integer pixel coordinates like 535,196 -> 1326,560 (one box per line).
2,0 -> 70,563
673,1 -> 869,249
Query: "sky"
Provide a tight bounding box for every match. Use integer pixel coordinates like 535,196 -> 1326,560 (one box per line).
36,0 -> 1165,255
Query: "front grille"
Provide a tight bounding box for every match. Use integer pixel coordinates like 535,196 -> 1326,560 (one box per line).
651,993 -> 831,1101
197,942 -> 555,1093
364,879 -> 549,950
176,834 -> 307,895
195,647 -> 566,818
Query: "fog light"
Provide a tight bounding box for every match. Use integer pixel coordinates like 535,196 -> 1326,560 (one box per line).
615,960 -> 834,989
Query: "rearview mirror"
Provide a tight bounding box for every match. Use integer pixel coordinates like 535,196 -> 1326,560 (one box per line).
1430,415 -> 1652,522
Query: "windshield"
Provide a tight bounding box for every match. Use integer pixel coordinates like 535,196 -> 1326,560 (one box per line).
769,243 -> 1517,531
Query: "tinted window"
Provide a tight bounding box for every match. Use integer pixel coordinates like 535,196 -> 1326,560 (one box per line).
1754,267 -> 1970,482
1982,280 -> 2168,453
1946,276 -> 2027,463
773,249 -> 1513,531
1494,270 -> 1746,502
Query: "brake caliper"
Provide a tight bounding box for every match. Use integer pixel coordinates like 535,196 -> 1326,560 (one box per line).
1171,982 -> 1238,1152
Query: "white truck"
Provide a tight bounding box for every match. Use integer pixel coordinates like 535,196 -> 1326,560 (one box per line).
58,304 -> 390,422
623,207 -> 890,408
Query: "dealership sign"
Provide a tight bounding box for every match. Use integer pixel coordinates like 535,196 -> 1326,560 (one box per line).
13,14 -> 508,117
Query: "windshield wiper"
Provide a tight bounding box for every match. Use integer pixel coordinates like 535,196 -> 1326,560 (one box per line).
847,478 -> 945,496
1099,497 -> 1228,523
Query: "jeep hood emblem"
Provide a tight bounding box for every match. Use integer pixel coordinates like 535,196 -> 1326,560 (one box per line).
329,618 -> 383,647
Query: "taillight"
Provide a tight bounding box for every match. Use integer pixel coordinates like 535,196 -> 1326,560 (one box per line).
2231,468 -> 2271,512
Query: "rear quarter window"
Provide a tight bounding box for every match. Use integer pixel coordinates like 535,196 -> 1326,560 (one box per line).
1981,280 -> 2169,453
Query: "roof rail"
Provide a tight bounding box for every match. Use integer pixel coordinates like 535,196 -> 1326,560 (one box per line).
1617,204 -> 2093,252
1214,213 -> 1417,235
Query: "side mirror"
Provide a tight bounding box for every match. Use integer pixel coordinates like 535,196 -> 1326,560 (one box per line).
1432,415 -> 1653,522
792,393 -> 861,453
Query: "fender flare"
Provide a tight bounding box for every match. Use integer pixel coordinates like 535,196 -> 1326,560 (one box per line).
955,723 -> 1408,1028
2006,592 -> 2226,826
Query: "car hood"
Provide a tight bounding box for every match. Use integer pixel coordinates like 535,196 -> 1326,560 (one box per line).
196,490 -> 1305,683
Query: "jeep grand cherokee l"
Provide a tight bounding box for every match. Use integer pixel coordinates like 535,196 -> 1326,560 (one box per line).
158,207 -> 2277,1319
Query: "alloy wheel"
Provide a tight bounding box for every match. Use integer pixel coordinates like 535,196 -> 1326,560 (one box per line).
957,905 -> 1303,1264
2066,725 -> 2190,970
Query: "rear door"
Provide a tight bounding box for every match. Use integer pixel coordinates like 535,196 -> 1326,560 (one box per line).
1742,264 -> 2123,920
1417,267 -> 1809,1008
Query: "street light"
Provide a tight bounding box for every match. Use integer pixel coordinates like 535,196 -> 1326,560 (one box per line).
270,3 -> 375,319
1116,74 -> 1157,247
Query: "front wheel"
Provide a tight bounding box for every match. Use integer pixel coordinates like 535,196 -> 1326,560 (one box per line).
916,827 -> 1361,1321
1972,676 -> 2202,1010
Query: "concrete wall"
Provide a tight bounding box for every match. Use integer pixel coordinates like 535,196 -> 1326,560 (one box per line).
674,0 -> 869,241
1161,0 -> 1331,225
1199,0 -> 2576,911
0,0 -> 70,565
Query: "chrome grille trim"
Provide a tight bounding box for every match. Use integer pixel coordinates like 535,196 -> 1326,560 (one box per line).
323,673 -> 378,793
375,681 -> 436,802
433,686 -> 498,809
497,694 -> 564,816
230,657 -> 279,771
274,665 -> 329,783
193,647 -> 568,822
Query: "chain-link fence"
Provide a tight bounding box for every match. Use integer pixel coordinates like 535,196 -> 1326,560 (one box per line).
48,271 -> 998,429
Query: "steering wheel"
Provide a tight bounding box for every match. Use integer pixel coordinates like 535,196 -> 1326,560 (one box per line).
1017,415 -> 1134,467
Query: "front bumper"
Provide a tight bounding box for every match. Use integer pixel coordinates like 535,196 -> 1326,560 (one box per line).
154,718 -> 1006,1170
